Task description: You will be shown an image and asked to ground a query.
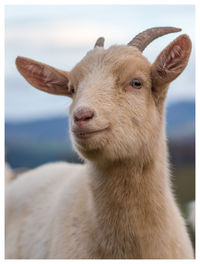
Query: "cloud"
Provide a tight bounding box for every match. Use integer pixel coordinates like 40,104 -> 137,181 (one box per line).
5,5 -> 195,120
6,20 -> 130,49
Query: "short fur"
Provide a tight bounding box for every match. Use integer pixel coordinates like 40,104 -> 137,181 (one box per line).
6,29 -> 194,259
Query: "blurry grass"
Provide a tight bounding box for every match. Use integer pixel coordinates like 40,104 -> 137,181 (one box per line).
172,163 -> 195,211
171,163 -> 195,249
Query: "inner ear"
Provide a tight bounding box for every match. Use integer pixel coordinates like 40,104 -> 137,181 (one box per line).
16,56 -> 71,97
151,34 -> 192,87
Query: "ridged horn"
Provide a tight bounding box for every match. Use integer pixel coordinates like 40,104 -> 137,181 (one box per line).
128,27 -> 181,52
94,37 -> 105,48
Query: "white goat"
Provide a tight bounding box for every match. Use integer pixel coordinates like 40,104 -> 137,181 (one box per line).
187,201 -> 195,232
5,163 -> 15,183
5,27 -> 194,259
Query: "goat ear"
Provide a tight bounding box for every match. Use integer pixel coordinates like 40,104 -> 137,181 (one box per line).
16,56 -> 71,97
151,34 -> 191,100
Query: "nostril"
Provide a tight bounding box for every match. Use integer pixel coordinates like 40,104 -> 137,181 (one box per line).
74,107 -> 95,123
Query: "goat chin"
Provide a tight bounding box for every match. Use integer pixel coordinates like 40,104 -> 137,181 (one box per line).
6,27 -> 194,259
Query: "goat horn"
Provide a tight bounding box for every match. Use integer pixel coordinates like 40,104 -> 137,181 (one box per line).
94,37 -> 105,48
128,27 -> 181,52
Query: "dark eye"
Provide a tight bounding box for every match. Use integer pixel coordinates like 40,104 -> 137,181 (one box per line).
129,79 -> 142,88
70,85 -> 75,95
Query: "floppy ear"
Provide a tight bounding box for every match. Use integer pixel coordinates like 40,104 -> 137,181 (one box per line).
16,56 -> 71,97
151,34 -> 192,102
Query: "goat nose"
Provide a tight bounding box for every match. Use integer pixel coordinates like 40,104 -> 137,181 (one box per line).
73,107 -> 95,123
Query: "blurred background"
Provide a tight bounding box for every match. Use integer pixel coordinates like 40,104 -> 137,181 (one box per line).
5,5 -> 195,247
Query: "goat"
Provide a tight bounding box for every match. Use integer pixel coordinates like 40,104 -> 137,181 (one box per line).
187,201 -> 195,232
5,27 -> 194,259
5,163 -> 15,183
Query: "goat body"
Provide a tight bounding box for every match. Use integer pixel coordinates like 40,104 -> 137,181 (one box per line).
5,27 -> 194,259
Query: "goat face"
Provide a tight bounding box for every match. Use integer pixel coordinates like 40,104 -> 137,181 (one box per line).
16,28 -> 191,163
68,46 -> 159,162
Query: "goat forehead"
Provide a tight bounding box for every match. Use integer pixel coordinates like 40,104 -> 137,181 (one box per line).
69,45 -> 150,85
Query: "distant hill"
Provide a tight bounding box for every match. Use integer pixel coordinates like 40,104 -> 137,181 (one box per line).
5,100 -> 195,168
166,100 -> 195,141
5,117 -> 81,168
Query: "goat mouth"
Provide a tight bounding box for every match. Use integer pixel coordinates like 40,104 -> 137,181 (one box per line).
73,127 -> 109,139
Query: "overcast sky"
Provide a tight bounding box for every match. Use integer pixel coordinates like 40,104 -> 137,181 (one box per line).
5,5 -> 195,121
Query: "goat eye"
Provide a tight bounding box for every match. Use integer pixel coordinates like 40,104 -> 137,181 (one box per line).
130,79 -> 142,88
70,85 -> 75,94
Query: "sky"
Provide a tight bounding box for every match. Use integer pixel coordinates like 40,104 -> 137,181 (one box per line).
5,4 -> 195,121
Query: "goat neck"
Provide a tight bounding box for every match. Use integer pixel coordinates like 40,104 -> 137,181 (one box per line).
86,130 -> 175,258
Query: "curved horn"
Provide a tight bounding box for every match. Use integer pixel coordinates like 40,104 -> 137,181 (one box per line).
128,27 -> 181,52
94,37 -> 105,48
